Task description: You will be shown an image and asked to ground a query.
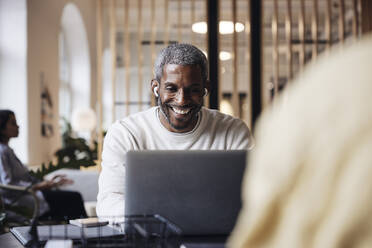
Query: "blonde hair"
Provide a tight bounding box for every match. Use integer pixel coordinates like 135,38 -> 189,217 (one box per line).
229,35 -> 372,248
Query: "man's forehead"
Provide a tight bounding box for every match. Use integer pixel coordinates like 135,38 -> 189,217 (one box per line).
162,64 -> 202,75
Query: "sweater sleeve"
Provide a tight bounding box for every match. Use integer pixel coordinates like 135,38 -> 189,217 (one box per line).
96,121 -> 135,218
0,147 -> 33,187
0,149 -> 13,185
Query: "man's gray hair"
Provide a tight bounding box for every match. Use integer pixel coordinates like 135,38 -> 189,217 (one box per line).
154,43 -> 208,83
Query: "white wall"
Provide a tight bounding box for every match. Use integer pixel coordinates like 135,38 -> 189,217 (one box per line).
61,3 -> 91,112
25,0 -> 96,165
0,0 -> 28,162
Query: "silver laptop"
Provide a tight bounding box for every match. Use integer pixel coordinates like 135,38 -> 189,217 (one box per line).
125,150 -> 247,236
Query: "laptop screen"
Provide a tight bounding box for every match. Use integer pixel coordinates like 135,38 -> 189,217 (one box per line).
125,150 -> 247,236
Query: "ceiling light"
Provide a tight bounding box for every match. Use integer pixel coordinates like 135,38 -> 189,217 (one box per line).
219,51 -> 232,61
219,21 -> 244,34
192,21 -> 245,35
192,22 -> 208,34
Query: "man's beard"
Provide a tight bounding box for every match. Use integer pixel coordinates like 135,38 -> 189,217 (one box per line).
157,97 -> 202,131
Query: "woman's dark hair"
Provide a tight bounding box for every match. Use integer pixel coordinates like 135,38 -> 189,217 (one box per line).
0,110 -> 15,142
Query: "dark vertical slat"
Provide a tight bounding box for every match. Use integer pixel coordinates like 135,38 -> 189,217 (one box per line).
204,0 -> 210,109
217,0 -> 222,109
207,0 -> 219,109
246,0 -> 252,127
250,0 -> 262,127
361,0 -> 372,34
352,0 -> 359,38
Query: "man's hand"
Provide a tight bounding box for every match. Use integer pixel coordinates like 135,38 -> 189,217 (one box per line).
32,175 -> 74,191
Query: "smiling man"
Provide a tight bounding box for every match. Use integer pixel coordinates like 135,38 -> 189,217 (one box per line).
155,64 -> 204,133
97,43 -> 254,218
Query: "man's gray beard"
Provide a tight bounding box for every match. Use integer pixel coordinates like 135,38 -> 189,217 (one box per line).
157,97 -> 201,131
157,97 -> 169,122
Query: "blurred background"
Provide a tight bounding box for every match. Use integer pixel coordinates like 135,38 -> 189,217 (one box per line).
0,0 -> 371,168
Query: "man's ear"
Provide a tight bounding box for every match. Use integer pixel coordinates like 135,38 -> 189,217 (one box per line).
151,79 -> 160,97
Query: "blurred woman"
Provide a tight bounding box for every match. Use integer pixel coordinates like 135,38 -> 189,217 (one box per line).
0,110 -> 87,220
229,35 -> 372,247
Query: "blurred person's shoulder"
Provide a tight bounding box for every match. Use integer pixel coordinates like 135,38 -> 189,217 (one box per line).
0,143 -> 12,157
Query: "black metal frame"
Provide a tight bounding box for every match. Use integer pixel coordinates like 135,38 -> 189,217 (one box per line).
208,0 -> 262,127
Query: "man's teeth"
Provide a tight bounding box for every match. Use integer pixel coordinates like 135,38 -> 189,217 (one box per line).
172,107 -> 191,114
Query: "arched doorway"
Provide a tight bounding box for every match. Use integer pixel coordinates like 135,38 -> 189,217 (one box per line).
59,3 -> 91,123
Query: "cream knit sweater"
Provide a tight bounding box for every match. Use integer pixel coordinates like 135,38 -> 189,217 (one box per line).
97,106 -> 254,218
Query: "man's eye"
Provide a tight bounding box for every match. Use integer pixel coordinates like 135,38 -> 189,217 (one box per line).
166,87 -> 177,92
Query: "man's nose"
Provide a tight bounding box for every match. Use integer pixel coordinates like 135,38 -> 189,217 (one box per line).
175,89 -> 189,105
